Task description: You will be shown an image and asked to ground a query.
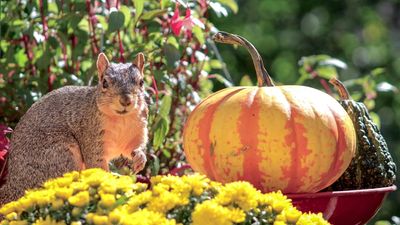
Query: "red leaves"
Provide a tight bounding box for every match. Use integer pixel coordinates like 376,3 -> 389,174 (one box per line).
170,5 -> 205,37
0,124 -> 12,186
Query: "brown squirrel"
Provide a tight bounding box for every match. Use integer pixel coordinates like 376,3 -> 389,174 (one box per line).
0,53 -> 148,205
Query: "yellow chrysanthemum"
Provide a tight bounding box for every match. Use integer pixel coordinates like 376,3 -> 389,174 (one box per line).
33,216 -> 66,225
147,189 -> 185,213
55,187 -> 74,200
99,193 -> 116,208
68,191 -> 90,207
214,181 -> 260,211
297,213 -> 330,225
9,221 -> 29,225
192,201 -> 235,225
121,209 -> 176,225
126,191 -> 152,212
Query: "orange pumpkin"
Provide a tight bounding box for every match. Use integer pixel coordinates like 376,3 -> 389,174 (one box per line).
183,32 -> 356,193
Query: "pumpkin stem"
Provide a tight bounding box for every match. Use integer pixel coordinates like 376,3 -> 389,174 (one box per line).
212,31 -> 275,87
329,78 -> 351,100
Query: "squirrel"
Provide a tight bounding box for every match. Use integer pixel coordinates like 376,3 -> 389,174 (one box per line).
0,53 -> 148,205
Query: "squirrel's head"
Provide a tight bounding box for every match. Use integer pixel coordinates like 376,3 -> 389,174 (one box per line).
96,53 -> 146,117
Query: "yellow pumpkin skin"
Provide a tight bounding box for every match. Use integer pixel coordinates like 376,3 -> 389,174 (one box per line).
183,85 -> 356,193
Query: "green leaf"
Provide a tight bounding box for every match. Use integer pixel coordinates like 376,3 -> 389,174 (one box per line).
141,9 -> 168,20
161,0 -> 171,9
153,117 -> 169,149
214,74 -> 233,87
209,60 -> 223,69
96,15 -> 108,31
14,49 -> 28,67
108,11 -> 125,32
133,0 -> 144,23
217,0 -> 239,13
369,111 -> 381,129
240,75 -> 253,86
36,49 -> 51,70
163,44 -> 181,70
159,95 -> 172,118
315,66 -> 337,79
120,5 -> 132,27
192,26 -> 205,45
166,36 -> 179,49
150,156 -> 160,175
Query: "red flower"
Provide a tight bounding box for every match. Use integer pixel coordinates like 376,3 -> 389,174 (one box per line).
0,124 -> 11,186
170,5 -> 205,36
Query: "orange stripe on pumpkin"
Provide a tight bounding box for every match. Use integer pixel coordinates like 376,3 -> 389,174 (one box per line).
197,88 -> 244,180
236,88 -> 265,190
281,99 -> 311,193
317,107 -> 348,186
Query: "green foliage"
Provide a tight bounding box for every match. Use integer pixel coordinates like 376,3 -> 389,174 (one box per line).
0,0 -> 236,175
210,1 -> 400,223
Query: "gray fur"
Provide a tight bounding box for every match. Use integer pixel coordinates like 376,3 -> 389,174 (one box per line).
0,56 -> 148,205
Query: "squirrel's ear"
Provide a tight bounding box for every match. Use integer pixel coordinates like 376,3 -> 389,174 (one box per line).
133,52 -> 145,74
97,53 -> 110,80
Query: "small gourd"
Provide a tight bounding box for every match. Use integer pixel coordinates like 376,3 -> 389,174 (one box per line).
328,78 -> 396,190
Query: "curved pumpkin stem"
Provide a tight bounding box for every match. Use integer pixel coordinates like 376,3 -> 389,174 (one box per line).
329,78 -> 351,100
212,31 -> 274,87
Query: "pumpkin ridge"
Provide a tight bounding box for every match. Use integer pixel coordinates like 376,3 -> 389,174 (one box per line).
183,87 -> 244,173
197,88 -> 246,181
280,88 -> 310,193
317,106 -> 348,188
237,88 -> 264,190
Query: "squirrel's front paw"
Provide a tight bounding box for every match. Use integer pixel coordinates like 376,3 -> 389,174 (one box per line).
131,150 -> 147,174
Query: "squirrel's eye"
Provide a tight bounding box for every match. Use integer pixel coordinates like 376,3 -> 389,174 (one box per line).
102,80 -> 109,89
139,80 -> 144,87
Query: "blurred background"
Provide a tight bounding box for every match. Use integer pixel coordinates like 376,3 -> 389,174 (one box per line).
210,0 -> 400,223
0,0 -> 399,223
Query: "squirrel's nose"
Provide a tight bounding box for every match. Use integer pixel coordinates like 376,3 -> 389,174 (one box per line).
119,95 -> 133,107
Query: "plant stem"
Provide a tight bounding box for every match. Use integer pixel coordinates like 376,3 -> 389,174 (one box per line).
329,78 -> 351,100
39,0 -> 48,40
212,31 -> 274,87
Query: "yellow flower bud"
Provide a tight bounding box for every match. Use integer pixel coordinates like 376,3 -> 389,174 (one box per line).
109,210 -> 122,224
71,222 -> 82,225
68,191 -> 90,207
55,188 -> 73,200
5,212 -> 18,220
72,207 -> 82,217
100,194 -> 116,208
93,215 -> 109,225
9,221 -> 28,225
51,199 -> 64,209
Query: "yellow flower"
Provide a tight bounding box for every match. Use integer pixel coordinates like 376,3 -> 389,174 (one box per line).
99,180 -> 117,194
68,191 -> 90,207
71,222 -> 82,225
55,188 -> 73,200
297,213 -> 330,225
71,207 -> 82,217
192,201 -> 235,225
147,190 -> 183,213
51,199 -> 64,210
99,194 -> 116,208
109,209 -> 123,224
273,221 -> 287,225
121,209 -> 176,225
33,216 -> 66,225
0,202 -> 18,215
92,215 -> 109,225
9,222 -> 28,225
182,173 -> 210,196
5,212 -> 18,220
284,207 -> 302,223
214,181 -> 260,211
126,191 -> 152,212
